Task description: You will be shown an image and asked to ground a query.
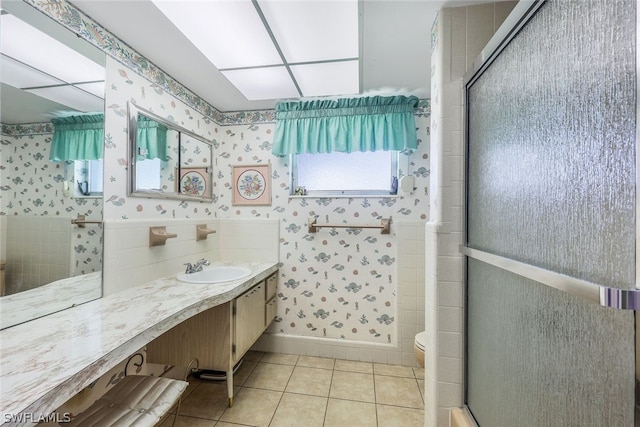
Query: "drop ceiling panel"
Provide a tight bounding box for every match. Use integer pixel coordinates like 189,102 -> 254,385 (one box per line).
27,86 -> 104,113
1,13 -> 104,84
0,55 -> 63,89
152,0 -> 283,69
221,66 -> 299,101
291,61 -> 359,97
259,0 -> 359,63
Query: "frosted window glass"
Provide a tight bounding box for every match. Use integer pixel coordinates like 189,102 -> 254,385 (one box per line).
296,151 -> 394,192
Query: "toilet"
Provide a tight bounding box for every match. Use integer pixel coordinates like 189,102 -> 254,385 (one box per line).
414,331 -> 426,368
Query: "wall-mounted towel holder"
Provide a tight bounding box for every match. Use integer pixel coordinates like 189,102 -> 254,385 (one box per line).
308,217 -> 391,234
149,226 -> 178,247
196,224 -> 217,241
71,214 -> 103,228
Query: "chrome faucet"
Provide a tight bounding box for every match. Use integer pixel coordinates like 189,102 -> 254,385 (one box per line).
184,258 -> 210,274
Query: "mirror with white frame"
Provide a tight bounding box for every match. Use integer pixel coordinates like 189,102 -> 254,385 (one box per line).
0,1 -> 105,329
127,103 -> 214,202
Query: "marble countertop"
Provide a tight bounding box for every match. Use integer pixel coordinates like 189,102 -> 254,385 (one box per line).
0,272 -> 102,330
0,262 -> 278,426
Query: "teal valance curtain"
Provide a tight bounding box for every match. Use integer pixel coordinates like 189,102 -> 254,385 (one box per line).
50,114 -> 104,162
136,116 -> 169,161
272,95 -> 419,156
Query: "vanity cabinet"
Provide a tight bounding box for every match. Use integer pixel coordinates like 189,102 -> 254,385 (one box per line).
233,282 -> 265,361
146,271 -> 277,406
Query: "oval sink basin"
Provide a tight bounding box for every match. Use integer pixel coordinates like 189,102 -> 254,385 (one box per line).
177,266 -> 252,284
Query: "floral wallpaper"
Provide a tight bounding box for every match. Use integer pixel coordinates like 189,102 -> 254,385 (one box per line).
0,129 -> 103,283
102,56 -> 219,220
215,119 -> 430,344
25,0 -> 431,346
101,59 -> 430,345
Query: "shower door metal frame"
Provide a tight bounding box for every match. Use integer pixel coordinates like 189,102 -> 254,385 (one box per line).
460,0 -> 639,423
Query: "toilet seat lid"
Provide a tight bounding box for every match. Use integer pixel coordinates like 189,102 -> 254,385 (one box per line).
415,331 -> 427,350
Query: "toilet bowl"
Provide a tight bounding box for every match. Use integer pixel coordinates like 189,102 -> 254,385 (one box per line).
414,331 -> 426,368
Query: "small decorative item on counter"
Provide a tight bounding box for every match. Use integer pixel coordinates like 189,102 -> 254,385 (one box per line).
294,186 -> 307,196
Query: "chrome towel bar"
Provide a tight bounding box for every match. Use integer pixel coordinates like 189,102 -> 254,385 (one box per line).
460,245 -> 640,310
308,217 -> 391,234
71,214 -> 103,228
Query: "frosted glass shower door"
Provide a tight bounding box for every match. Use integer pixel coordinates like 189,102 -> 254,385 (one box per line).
463,0 -> 636,425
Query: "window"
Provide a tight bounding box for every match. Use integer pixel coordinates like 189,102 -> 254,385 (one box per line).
73,159 -> 103,197
290,150 -> 401,197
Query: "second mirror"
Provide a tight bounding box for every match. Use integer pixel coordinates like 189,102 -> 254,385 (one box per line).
127,102 -> 213,201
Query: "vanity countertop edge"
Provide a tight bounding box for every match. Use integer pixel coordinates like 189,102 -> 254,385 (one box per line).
0,261 -> 279,426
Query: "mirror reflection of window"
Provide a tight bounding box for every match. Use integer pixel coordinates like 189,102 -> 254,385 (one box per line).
73,159 -> 103,197
136,158 -> 163,191
0,3 -> 105,328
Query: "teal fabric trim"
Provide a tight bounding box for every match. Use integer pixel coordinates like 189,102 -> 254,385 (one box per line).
50,114 -> 104,162
136,116 -> 169,161
272,95 -> 419,156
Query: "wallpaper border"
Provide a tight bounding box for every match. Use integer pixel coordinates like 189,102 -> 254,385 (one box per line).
23,0 -> 430,127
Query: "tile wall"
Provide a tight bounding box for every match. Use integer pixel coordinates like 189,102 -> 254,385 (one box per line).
0,127 -> 103,292
5,216 -> 71,293
103,218 -> 279,295
428,2 -> 518,427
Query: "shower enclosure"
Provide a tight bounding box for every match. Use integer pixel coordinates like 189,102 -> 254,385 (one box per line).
462,0 -> 637,425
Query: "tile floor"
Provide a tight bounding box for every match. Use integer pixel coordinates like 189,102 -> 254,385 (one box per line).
161,351 -> 425,427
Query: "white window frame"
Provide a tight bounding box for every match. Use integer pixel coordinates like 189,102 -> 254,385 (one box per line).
289,151 -> 407,198
73,159 -> 103,198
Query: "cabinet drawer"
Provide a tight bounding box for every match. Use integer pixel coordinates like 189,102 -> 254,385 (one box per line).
266,298 -> 277,325
266,273 -> 277,301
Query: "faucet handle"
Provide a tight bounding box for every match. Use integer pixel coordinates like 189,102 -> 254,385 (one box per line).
184,262 -> 194,274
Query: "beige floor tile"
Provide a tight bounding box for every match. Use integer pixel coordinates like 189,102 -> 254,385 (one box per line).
374,376 -> 424,409
159,415 -> 216,427
413,367 -> 425,380
179,383 -> 230,420
260,353 -> 299,365
243,362 -> 294,391
215,422 -> 253,427
270,393 -> 328,427
181,377 -> 201,400
373,363 -> 416,378
329,371 -> 375,403
324,398 -> 377,427
334,359 -> 373,374
232,360 -> 258,386
377,404 -> 424,426
285,366 -> 333,397
219,388 -> 282,427
418,378 -> 425,402
296,355 -> 335,370
243,350 -> 265,362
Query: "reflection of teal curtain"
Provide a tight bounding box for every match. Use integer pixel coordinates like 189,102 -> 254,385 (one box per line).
137,116 -> 168,161
50,114 -> 104,162
272,95 -> 419,156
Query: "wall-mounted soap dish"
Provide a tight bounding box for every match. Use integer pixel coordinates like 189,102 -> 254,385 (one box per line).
196,224 -> 217,241
149,226 -> 177,247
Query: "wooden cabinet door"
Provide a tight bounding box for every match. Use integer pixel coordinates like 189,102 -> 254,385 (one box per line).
234,282 -> 265,361
266,273 -> 277,300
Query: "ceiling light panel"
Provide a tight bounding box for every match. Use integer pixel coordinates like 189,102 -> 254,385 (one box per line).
0,54 -> 64,89
258,0 -> 359,63
0,14 -> 104,83
74,81 -> 106,99
26,86 -> 104,113
152,0 -> 282,69
221,67 -> 299,101
290,60 -> 359,97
